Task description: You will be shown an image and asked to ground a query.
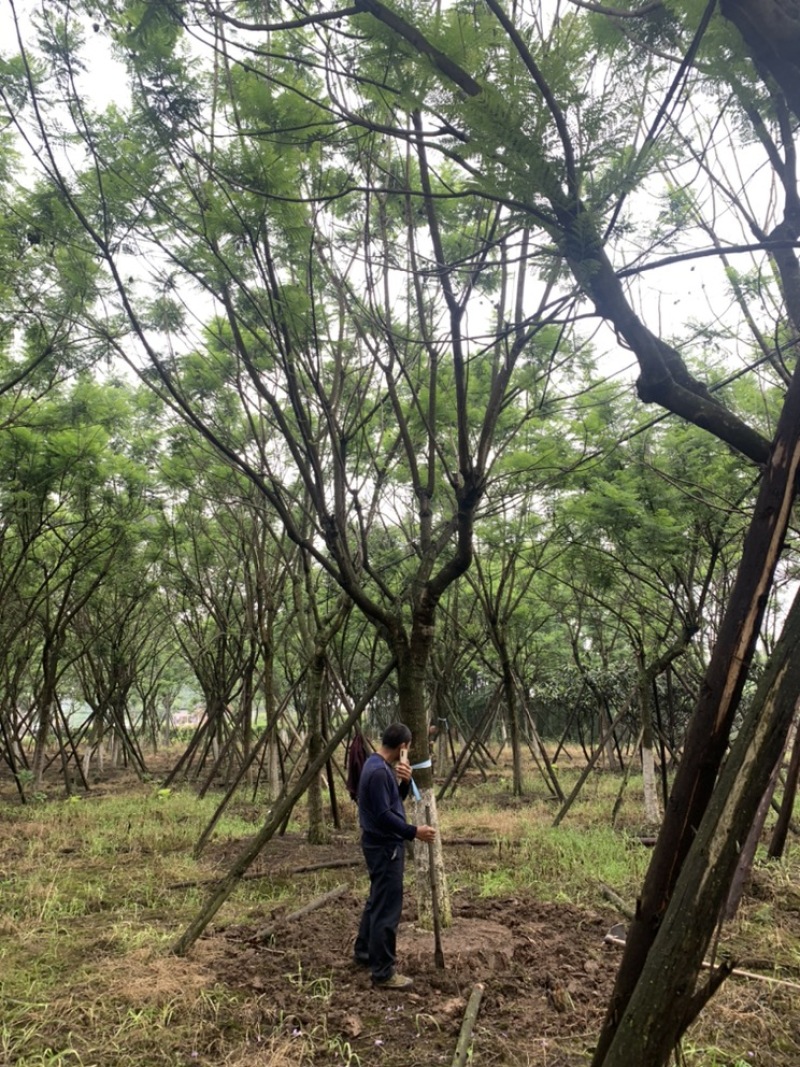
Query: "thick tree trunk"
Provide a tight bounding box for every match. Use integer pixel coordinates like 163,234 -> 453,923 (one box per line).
593,358 -> 800,1064
597,585 -> 800,1066
393,617 -> 452,929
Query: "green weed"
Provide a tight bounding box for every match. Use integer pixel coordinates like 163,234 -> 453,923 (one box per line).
285,962 -> 334,1001
478,867 -> 516,896
325,1033 -> 361,1065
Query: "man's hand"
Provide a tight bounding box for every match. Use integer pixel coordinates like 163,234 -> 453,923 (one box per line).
395,760 -> 412,783
415,824 -> 436,843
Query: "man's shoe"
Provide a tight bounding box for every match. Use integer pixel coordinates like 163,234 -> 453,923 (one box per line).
352,954 -> 370,968
373,973 -> 414,990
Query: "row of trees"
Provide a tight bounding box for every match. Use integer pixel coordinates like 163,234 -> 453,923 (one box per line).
0,371 -> 758,798
2,0 -> 800,1062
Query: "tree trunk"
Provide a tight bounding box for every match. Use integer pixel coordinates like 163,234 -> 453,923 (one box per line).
596,584 -> 800,1066
768,709 -> 800,859
31,643 -> 60,791
724,738 -> 786,920
498,633 -> 524,796
640,741 -> 661,824
306,646 -> 329,845
393,617 -> 452,929
638,661 -> 663,825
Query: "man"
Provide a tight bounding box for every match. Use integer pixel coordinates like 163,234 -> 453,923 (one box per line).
354,722 -> 436,990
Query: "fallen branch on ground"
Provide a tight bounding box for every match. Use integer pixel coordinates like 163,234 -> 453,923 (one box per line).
603,935 -> 800,991
248,884 -> 349,944
600,883 -> 635,920
168,858 -> 360,890
289,858 -> 361,874
442,837 -> 495,846
451,982 -> 485,1067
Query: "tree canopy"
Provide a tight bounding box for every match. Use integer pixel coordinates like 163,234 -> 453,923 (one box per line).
2,1 -> 800,1063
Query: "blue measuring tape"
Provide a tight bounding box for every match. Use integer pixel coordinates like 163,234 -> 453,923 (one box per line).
409,759 -> 432,802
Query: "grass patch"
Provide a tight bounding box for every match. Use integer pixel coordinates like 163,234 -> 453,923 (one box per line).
0,783 -> 297,1066
2,750 -> 800,1066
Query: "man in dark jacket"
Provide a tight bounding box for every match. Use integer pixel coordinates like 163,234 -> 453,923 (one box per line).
354,722 -> 436,990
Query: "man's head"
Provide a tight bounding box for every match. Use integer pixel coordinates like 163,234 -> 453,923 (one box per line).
381,721 -> 412,756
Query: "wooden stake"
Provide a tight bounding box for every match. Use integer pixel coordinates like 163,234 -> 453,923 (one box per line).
425,803 -> 445,970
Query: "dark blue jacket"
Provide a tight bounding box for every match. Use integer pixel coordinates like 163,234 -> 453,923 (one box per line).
358,753 -> 415,846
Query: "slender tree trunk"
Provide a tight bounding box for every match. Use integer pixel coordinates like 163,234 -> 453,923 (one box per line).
306,647 -> 329,845
640,729 -> 662,825
32,644 -> 60,791
497,633 -> 523,796
724,737 -> 785,920
636,653 -> 663,824
768,708 -> 800,859
393,617 -> 452,928
260,623 -> 281,801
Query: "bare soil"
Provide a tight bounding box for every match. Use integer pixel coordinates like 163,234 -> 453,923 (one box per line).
208,833 -> 618,1067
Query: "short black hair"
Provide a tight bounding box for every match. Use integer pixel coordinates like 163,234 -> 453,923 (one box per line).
382,722 -> 412,749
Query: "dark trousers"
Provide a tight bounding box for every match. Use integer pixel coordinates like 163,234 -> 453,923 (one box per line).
355,842 -> 405,982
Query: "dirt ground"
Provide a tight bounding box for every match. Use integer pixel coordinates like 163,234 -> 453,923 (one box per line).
205,833 -> 628,1067
6,760 -> 800,1066
198,828 -> 800,1067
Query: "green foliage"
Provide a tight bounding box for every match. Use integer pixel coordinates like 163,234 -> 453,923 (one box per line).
0,0 -> 794,898
123,0 -> 184,59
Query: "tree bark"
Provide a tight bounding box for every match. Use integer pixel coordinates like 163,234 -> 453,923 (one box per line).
593,359 -> 800,1062
597,583 -> 800,1066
